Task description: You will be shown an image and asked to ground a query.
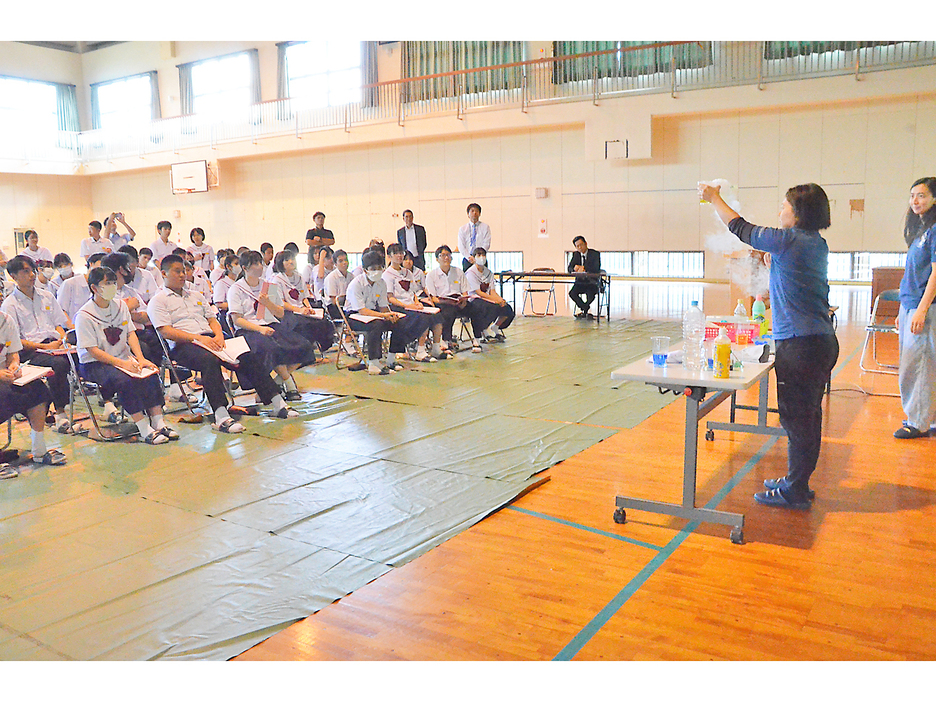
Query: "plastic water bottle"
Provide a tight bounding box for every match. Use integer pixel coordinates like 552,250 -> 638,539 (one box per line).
752,294 -> 767,336
682,301 -> 705,371
734,298 -> 748,317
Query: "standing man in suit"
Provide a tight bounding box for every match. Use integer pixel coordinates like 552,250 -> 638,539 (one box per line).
397,209 -> 428,271
568,235 -> 602,319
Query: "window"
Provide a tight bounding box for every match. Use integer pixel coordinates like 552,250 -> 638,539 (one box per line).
565,251 -> 704,278
283,41 -> 363,108
0,75 -> 64,135
553,42 -> 713,83
828,252 -> 907,282
91,72 -> 159,130
179,50 -> 260,117
764,41 -> 900,60
401,41 -> 524,101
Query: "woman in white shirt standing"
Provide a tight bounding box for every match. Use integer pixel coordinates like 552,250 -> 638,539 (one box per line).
76,266 -> 176,445
187,227 -> 215,274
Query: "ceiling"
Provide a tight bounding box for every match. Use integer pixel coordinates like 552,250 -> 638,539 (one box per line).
18,41 -> 124,54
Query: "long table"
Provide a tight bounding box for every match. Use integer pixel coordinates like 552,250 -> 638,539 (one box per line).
610,353 -> 784,544
496,271 -> 612,322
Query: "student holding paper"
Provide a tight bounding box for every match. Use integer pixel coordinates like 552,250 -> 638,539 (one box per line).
465,246 -> 513,343
0,304 -> 65,477
270,249 -> 336,356
76,266 -> 175,445
344,250 -> 403,375
148,255 -> 299,433
383,243 -> 442,361
424,245 -> 486,353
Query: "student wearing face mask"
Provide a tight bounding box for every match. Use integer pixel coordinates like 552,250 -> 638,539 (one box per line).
270,249 -> 336,358
465,247 -> 513,343
49,253 -> 75,296
35,263 -> 56,292
76,266 -> 175,445
344,250 -> 406,375
58,252 -> 106,322
102,252 -> 163,369
227,250 -> 315,403
383,243 -> 441,362
425,245 -> 489,354
117,245 -> 159,305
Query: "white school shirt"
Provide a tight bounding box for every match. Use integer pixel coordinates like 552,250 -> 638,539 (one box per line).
149,238 -> 177,264
323,268 -> 353,303
188,243 -> 215,272
404,226 -> 418,256
465,264 -> 496,297
146,264 -> 164,288
109,230 -> 135,251
227,278 -> 282,326
456,221 -> 492,263
1,286 -> 69,343
20,246 -> 54,266
212,274 -> 236,305
263,262 -> 276,281
188,268 -> 212,299
75,298 -> 134,365
56,274 -> 91,322
344,274 -> 388,313
408,266 -> 426,296
271,271 -> 309,306
116,283 -> 145,330
49,271 -> 73,296
0,311 -> 23,366
312,266 -> 333,301
425,266 -> 468,299
209,267 -> 226,285
80,237 -> 113,260
130,267 -> 159,304
382,266 -> 417,306
146,286 -> 215,348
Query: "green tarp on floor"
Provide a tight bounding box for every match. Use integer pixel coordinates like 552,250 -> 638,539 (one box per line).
0,317 -> 679,660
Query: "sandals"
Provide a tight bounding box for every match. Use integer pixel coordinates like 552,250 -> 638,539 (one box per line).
55,418 -> 73,434
212,418 -> 245,434
894,425 -> 928,439
32,450 -> 67,466
159,426 -> 181,441
229,405 -> 259,417
282,389 -> 303,401
0,463 -> 18,480
144,431 -> 170,445
274,407 -> 299,419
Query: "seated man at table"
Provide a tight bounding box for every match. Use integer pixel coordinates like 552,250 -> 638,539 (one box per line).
465,246 -> 514,343
567,235 -> 602,319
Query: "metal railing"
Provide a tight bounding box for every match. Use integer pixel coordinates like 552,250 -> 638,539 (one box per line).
5,41 -> 935,166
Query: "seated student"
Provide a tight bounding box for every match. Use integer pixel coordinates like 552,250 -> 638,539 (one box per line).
402,251 -> 427,299
57,252 -> 106,322
184,259 -> 212,299
311,246 -> 335,302
0,301 -> 66,477
465,246 -> 514,343
148,254 -> 299,433
350,240 -> 386,278
260,243 -> 275,280
187,227 -> 215,273
212,254 -> 241,337
20,230 -> 53,268
567,235 -> 602,319
1,256 -> 78,433
424,244 -> 488,354
138,247 -> 163,288
383,243 -> 444,361
35,263 -> 55,293
49,253 -> 75,296
102,252 -> 163,368
270,248 -> 336,355
323,249 -> 354,321
76,266 -> 176,445
118,245 -> 160,304
209,248 -> 233,285
227,250 -> 316,401
343,251 -> 400,375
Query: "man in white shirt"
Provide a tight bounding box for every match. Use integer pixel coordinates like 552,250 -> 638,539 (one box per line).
80,221 -> 114,263
138,247 -> 163,288
149,221 -> 177,267
456,203 -> 492,272
465,246 -> 513,343
104,212 -> 137,251
57,253 -> 105,322
1,255 -> 77,433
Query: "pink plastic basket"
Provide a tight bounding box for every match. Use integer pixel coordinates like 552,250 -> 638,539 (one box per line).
704,321 -> 759,343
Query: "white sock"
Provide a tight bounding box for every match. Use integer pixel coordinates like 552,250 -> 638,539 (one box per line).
387,352 -> 397,366
31,430 -> 46,457
103,401 -> 118,416
135,418 -> 154,438
214,406 -> 231,424
271,394 -> 286,411
150,414 -> 167,431
368,359 -> 381,371
487,323 -> 498,335
431,342 -> 441,355
284,376 -> 298,391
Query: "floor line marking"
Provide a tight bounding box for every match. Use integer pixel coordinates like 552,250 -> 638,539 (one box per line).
507,506 -> 663,551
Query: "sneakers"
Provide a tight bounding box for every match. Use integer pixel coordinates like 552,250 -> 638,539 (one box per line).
894,425 -> 927,439
763,476 -> 815,501
753,487 -> 811,510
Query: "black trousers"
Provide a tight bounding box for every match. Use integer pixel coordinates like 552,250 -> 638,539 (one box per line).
569,282 -> 598,313
170,337 -> 282,411
279,310 -> 336,352
79,362 -> 164,416
773,333 -> 839,498
135,327 -> 165,366
0,378 -> 51,424
20,348 -> 73,412
347,317 -> 391,360
388,306 -> 434,352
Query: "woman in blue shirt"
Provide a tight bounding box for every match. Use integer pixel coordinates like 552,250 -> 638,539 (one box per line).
700,182 -> 839,509
894,177 -> 936,439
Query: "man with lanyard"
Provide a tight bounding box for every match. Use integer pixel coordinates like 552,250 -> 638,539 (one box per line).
457,203 -> 492,272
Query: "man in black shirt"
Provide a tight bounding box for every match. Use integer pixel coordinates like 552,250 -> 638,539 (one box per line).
305,212 -> 336,263
567,235 -> 601,319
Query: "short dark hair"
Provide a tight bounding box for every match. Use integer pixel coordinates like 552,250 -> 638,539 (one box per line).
87,252 -> 107,267
239,250 -> 264,270
471,246 -> 487,258
223,254 -> 240,271
157,221 -> 172,231
387,242 -> 405,256
190,227 -> 205,243
273,249 -> 296,273
139,247 -> 153,257
118,244 -> 139,260
572,236 -> 587,246
362,251 -> 384,270
89,221 -> 102,232
260,242 -> 274,254
333,249 -> 348,263
313,211 -> 325,220
284,242 -> 300,254
236,246 -> 250,255
102,253 -> 130,279
435,245 -> 452,257
7,255 -> 35,276
467,203 -> 481,215
171,247 -> 187,257
53,252 -> 72,268
785,183 -> 831,231
89,266 -> 116,288
402,209 -> 414,218
160,254 -> 183,272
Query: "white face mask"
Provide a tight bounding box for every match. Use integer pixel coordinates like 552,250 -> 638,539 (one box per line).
366,269 -> 383,282
41,267 -> 54,280
99,284 -> 117,302
231,265 -> 242,277
474,256 -> 486,267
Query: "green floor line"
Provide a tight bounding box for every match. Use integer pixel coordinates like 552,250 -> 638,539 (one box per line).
507,506 -> 663,551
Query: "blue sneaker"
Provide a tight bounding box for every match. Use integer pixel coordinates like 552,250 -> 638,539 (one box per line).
754,487 -> 811,510
763,477 -> 815,501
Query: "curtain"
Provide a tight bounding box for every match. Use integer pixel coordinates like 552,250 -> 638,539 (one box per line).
247,48 -> 261,104
148,70 -> 162,120
276,42 -> 290,99
178,61 -> 194,115
553,41 -> 619,82
56,84 -> 79,132
553,41 -> 712,82
362,41 -> 378,108
402,41 -> 523,101
764,41 -> 897,60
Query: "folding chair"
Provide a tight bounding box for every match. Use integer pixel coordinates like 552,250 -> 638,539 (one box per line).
522,268 -> 557,317
153,329 -> 208,423
334,306 -> 367,371
61,333 -> 133,442
859,289 -> 900,375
